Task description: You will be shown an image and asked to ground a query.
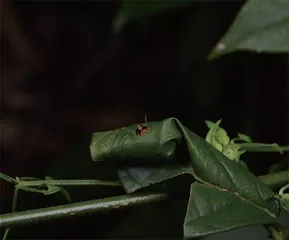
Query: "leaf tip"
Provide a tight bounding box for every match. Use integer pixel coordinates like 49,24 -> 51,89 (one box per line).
112,14 -> 126,34
208,43 -> 227,60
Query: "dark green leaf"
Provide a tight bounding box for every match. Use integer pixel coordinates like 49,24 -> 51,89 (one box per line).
90,118 -> 279,236
209,0 -> 289,59
175,120 -> 277,210
184,183 -> 279,238
43,185 -> 62,195
60,187 -> 72,203
113,1 -> 191,31
237,133 -> 252,143
43,184 -> 71,201
118,164 -> 192,193
43,176 -> 72,202
90,119 -> 182,165
91,118 -> 277,207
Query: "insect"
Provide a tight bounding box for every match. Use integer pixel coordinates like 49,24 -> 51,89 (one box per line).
135,114 -> 149,136
124,114 -> 149,136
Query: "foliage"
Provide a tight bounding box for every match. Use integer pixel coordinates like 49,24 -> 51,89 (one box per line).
209,0 -> 289,59
1,0 -> 289,239
90,117 -> 287,238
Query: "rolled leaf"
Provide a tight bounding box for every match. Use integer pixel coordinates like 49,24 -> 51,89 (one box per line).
91,118 -> 277,205
90,118 -> 279,236
90,119 -> 182,165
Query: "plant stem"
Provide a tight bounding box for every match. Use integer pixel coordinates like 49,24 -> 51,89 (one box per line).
18,179 -> 122,187
259,170 -> 289,190
0,173 -> 18,185
265,225 -> 285,240
278,183 -> 289,196
0,171 -> 287,230
0,193 -> 168,229
238,143 -> 289,153
3,186 -> 19,240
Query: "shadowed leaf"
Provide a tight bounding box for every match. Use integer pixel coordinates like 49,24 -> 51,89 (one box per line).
209,0 -> 289,59
184,183 -> 279,238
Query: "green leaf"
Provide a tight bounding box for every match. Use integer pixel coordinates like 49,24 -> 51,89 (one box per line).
184,183 -> 279,238
90,118 -> 279,236
206,120 -> 243,161
17,185 -> 48,194
42,185 -> 62,195
205,120 -> 230,147
113,1 -> 191,31
59,187 -> 72,203
222,143 -> 245,162
175,121 -> 277,211
90,119 -> 183,165
205,120 -> 215,129
91,118 -> 278,209
209,0 -> 289,60
237,133 -> 252,143
205,120 -> 224,152
44,176 -> 72,202
117,164 -> 192,193
216,127 -> 230,147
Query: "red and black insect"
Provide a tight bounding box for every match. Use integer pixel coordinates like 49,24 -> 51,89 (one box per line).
135,114 -> 149,136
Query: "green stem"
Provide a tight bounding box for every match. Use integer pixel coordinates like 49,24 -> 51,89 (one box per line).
238,143 -> 289,153
0,173 -> 18,185
18,179 -> 122,187
279,183 -> 289,196
3,186 -> 19,240
265,225 -> 285,240
0,171 -> 287,230
259,170 -> 289,190
0,193 -> 168,229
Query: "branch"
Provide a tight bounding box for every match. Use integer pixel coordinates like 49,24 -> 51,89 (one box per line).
0,193 -> 168,229
19,179 -> 122,187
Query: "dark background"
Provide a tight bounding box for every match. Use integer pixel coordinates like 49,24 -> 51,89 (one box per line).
1,0 -> 288,239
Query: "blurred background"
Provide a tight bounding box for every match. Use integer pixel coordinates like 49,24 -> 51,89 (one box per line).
1,0 -> 288,238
